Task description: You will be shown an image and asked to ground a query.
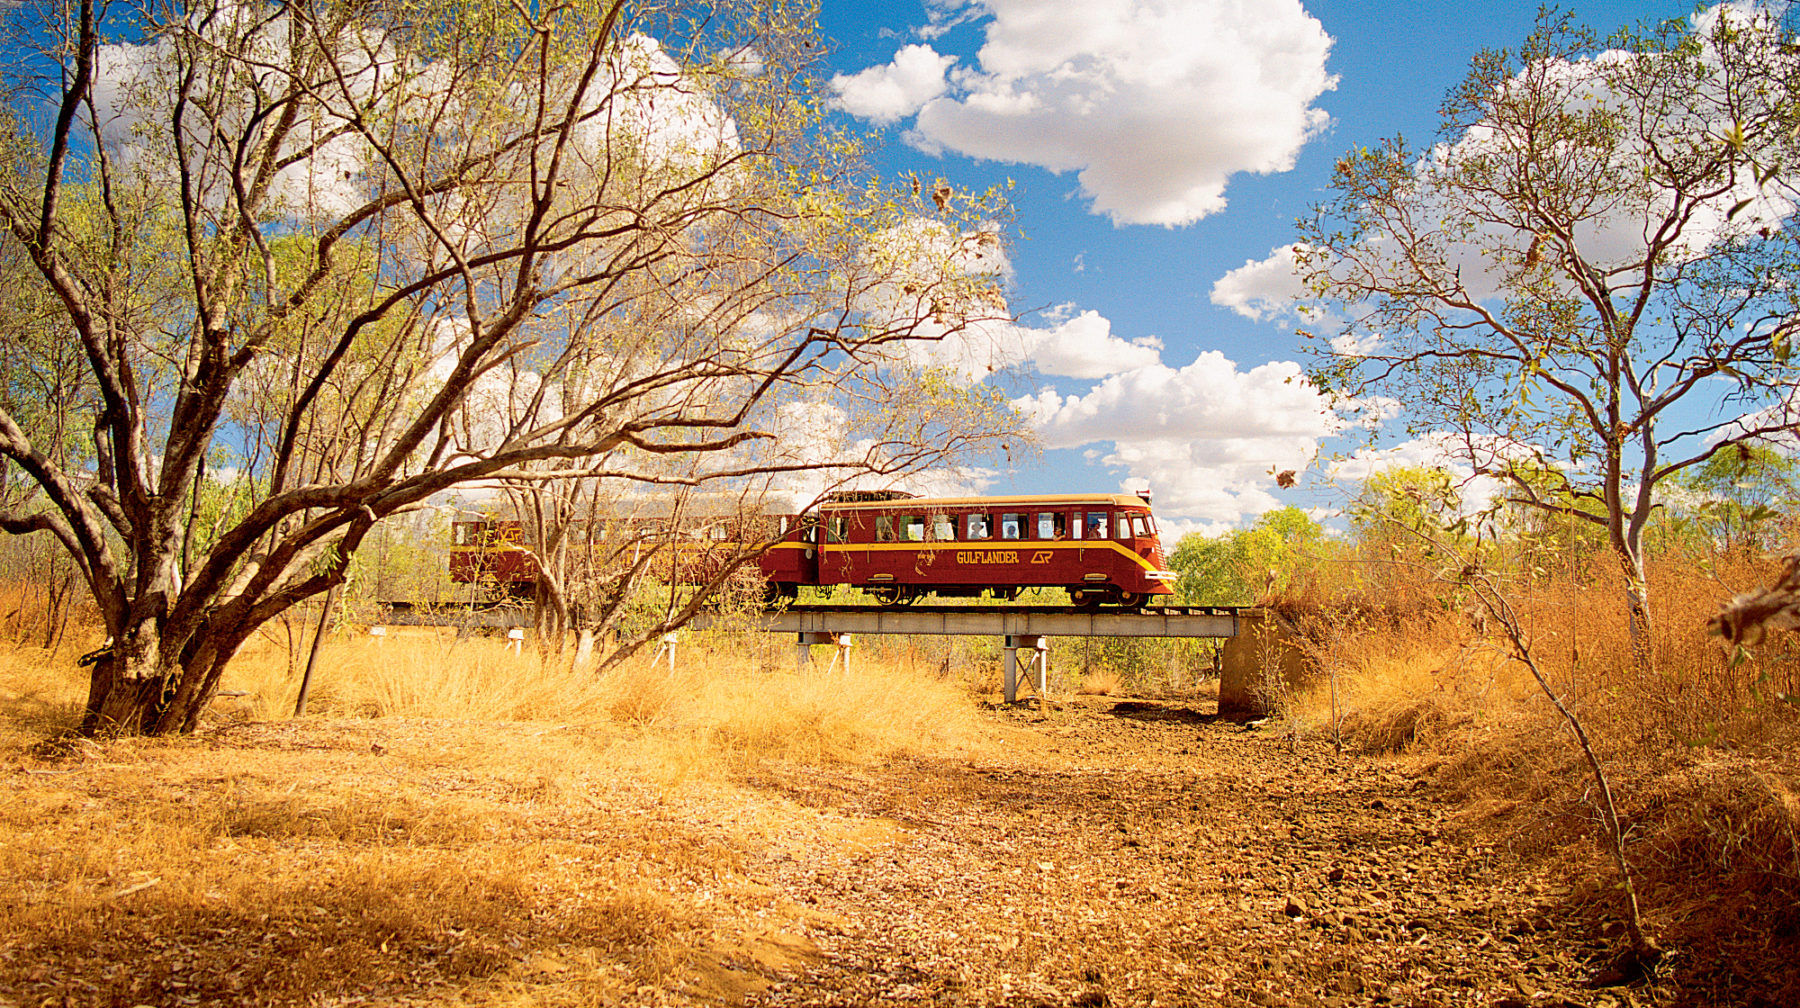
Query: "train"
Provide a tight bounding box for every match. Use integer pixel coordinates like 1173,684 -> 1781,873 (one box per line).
449,490 -> 1178,609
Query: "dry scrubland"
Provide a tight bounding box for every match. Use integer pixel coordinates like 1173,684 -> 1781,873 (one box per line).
1277,554 -> 1800,1001
0,563 -> 1796,1006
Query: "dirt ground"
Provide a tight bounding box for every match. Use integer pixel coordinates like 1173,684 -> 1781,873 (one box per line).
736,696 -> 1641,1008
0,692 -> 1756,1008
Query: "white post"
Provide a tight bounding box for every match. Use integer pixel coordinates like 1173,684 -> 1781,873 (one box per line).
1035,637 -> 1050,697
506,627 -> 525,654
826,633 -> 853,673
368,625 -> 387,646
655,631 -> 678,672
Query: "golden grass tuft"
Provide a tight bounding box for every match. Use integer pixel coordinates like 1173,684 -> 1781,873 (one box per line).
210,631 -> 997,776
1076,667 -> 1122,696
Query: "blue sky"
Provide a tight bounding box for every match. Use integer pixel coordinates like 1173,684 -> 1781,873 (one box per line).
813,0 -> 1697,535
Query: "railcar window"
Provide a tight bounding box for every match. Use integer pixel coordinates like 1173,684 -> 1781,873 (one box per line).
1036,512 -> 1065,539
1085,512 -> 1109,538
876,516 -> 896,542
932,515 -> 956,540
1000,513 -> 1023,539
966,514 -> 991,540
1116,514 -> 1132,540
1132,515 -> 1151,538
900,516 -> 925,541
826,516 -> 848,544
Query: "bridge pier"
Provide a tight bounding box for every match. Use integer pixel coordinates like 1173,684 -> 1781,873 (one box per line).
1003,635 -> 1049,703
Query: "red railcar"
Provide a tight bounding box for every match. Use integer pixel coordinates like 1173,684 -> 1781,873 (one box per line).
773,491 -> 1175,607
451,490 -> 1176,609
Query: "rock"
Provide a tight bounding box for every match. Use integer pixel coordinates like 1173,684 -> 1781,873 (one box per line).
1326,866 -> 1346,883
1283,895 -> 1308,918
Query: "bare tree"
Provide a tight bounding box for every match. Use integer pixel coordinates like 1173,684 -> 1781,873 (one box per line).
1298,8 -> 1800,660
0,0 -> 1020,736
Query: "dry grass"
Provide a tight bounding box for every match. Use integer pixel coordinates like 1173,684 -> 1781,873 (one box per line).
1075,667 -> 1122,696
0,616 -> 1008,1006
1277,555 -> 1800,995
0,718 -> 886,1006
225,631 -> 996,774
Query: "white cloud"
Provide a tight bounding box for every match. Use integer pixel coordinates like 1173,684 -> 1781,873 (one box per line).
1022,308 -> 1162,379
1015,352 -> 1339,522
830,43 -> 955,124
1209,244 -> 1315,323
854,224 -> 1168,382
839,0 -> 1336,226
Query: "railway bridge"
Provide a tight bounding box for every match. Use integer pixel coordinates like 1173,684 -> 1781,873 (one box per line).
687,604 -> 1245,703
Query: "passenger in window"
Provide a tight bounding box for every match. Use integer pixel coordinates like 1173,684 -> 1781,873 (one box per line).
967,514 -> 990,539
1086,512 -> 1108,538
1001,513 -> 1022,539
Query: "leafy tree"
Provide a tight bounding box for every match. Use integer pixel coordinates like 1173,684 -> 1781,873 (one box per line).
1298,8 -> 1800,659
1168,506 -> 1325,605
0,0 -> 1020,735
1673,443 -> 1800,555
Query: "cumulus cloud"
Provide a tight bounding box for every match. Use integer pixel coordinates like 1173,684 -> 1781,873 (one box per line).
1022,307 -> 1162,379
1210,244 -> 1316,324
836,0 -> 1335,226
1014,352 -> 1339,522
854,223 -> 1168,381
830,44 -> 955,124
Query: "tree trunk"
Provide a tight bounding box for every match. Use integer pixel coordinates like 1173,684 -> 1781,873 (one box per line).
82,620 -> 175,735
1616,543 -> 1653,674
79,616 -> 238,737
533,577 -> 571,656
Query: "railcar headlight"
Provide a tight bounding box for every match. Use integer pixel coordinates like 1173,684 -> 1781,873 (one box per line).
1147,570 -> 1178,581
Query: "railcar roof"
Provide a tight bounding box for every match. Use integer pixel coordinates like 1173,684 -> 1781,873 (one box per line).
818,493 -> 1152,511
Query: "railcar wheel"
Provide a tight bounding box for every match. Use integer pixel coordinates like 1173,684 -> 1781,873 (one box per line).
871,585 -> 916,606
1070,588 -> 1103,609
1115,591 -> 1146,610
